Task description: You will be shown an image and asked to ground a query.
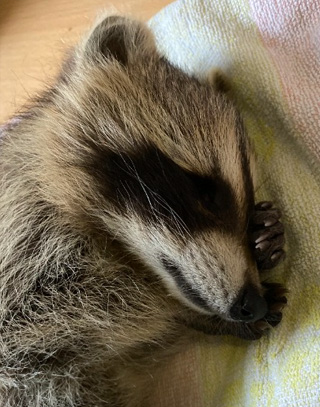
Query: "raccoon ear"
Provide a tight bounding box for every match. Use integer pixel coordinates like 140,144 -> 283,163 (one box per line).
83,16 -> 156,65
208,69 -> 231,94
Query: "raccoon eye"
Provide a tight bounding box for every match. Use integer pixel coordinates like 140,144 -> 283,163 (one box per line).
200,188 -> 220,210
186,173 -> 230,213
197,180 -> 223,212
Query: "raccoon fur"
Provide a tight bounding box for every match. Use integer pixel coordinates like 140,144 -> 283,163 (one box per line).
0,15 -> 286,407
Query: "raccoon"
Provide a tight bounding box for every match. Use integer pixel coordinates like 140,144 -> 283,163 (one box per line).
0,15 -> 286,407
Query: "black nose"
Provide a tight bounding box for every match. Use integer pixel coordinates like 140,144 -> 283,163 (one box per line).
230,285 -> 268,322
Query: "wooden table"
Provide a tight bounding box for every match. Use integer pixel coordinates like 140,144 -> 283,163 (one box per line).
0,0 -> 172,122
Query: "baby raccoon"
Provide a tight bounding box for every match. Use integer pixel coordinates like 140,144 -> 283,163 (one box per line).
0,15 -> 286,407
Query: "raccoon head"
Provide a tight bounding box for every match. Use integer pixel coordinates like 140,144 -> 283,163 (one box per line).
44,16 -> 267,323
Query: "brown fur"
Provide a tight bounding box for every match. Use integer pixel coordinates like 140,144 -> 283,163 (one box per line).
0,15 -> 276,407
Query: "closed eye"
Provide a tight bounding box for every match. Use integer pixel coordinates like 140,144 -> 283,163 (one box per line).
186,173 -> 233,214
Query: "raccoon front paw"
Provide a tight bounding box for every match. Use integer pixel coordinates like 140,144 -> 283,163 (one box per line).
249,201 -> 286,270
240,282 -> 287,340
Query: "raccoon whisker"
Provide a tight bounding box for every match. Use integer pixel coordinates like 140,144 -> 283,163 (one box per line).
117,181 -> 135,209
146,192 -> 191,238
120,155 -> 161,222
254,174 -> 272,194
114,155 -> 161,222
11,70 -> 32,99
116,154 -> 191,238
138,185 -> 191,238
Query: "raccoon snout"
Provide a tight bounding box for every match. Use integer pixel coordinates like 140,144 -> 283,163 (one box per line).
230,284 -> 267,322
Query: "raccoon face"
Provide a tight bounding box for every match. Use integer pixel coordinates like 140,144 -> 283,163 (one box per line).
50,16 -> 265,322
95,145 -> 262,322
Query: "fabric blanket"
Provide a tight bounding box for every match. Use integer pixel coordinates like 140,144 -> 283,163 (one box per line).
149,1 -> 320,406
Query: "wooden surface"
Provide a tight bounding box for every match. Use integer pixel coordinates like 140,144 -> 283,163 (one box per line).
0,0 -> 172,122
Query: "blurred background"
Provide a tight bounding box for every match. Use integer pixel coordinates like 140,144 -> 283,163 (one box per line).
0,0 -> 171,122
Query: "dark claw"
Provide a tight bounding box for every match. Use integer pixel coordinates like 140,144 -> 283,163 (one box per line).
255,201 -> 273,210
259,250 -> 286,270
249,201 -> 286,271
250,221 -> 284,244
254,235 -> 285,269
254,320 -> 270,331
255,240 -> 271,252
269,302 -> 286,312
265,312 -> 282,327
262,282 -> 288,327
263,282 -> 288,300
271,250 -> 285,262
251,208 -> 282,227
242,282 -> 288,338
237,201 -> 287,339
244,201 -> 288,339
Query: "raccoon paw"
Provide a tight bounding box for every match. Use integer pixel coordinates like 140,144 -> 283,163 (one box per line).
241,282 -> 287,340
249,201 -> 286,270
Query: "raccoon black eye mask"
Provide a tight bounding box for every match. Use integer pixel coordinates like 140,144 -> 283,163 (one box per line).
0,15 -> 287,407
89,145 -> 239,233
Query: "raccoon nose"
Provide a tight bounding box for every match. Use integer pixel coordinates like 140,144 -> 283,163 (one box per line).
230,285 -> 267,322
